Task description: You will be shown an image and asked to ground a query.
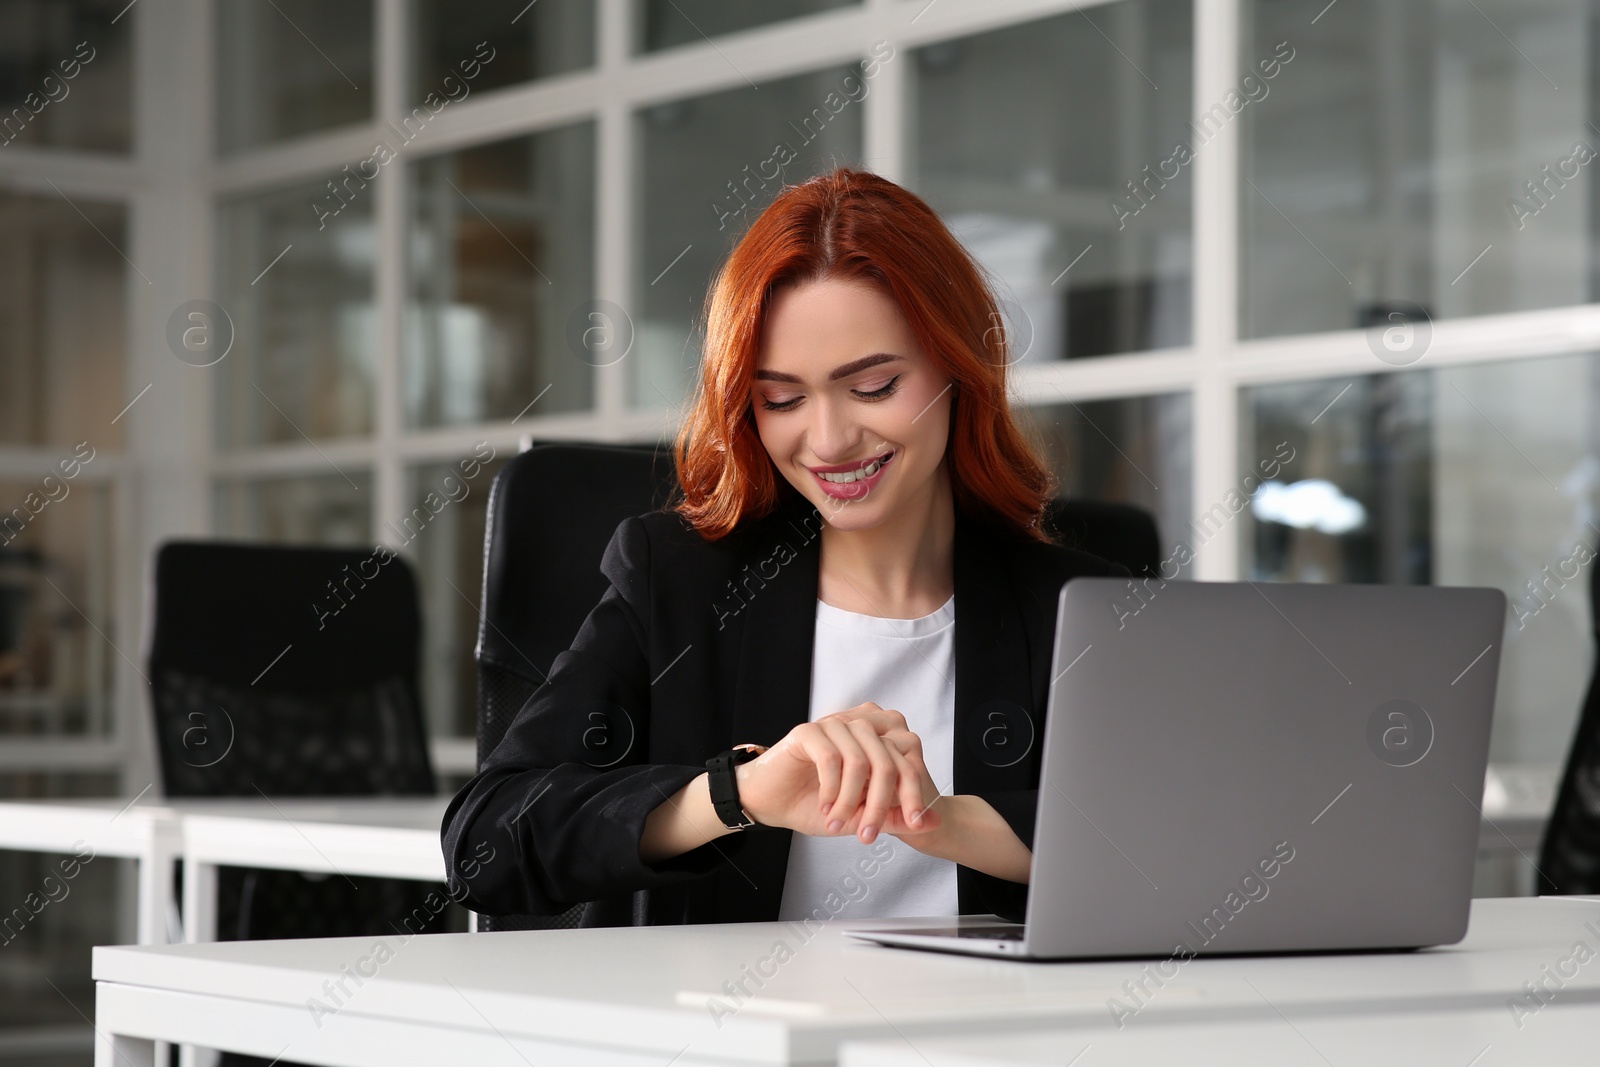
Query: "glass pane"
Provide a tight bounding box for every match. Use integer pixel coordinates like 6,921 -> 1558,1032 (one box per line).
1241,354 -> 1600,764
215,472 -> 373,546
411,0 -> 594,101
408,125 -> 597,428
216,0 -> 374,154
1242,0 -> 1600,338
0,192 -> 127,448
406,451 -> 507,739
1024,394 -> 1193,567
0,0 -> 132,152
217,176 -> 376,447
635,0 -> 857,53
635,65 -> 865,407
0,476 -> 114,740
914,2 -> 1194,360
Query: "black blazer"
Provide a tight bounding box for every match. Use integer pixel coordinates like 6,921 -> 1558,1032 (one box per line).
441,488 -> 1130,925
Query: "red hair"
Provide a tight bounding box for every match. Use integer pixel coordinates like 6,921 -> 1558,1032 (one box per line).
670,166 -> 1054,543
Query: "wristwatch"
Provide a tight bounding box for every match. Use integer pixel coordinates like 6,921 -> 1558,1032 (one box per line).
706,743 -> 766,829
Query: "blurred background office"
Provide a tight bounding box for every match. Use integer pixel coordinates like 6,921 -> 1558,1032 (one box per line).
2,0 -> 1598,1060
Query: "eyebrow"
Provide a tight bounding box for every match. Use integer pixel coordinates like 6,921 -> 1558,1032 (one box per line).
753,352 -> 902,385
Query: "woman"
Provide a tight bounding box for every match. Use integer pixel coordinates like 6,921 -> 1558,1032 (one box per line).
441,167 -> 1129,927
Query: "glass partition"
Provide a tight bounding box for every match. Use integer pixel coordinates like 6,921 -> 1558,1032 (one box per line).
0,0 -> 133,153
1242,0 -> 1600,338
1025,393 -> 1193,566
216,176 -> 377,447
410,0 -> 594,103
408,125 -> 597,428
0,192 -> 127,448
914,1 -> 1195,360
215,472 -> 374,546
216,0 -> 374,154
634,0 -> 858,53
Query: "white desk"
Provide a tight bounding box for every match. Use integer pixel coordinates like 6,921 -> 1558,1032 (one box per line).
93,896 -> 1600,1067
839,1004 -> 1600,1066
0,799 -> 181,945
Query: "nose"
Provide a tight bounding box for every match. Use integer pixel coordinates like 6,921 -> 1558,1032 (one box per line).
807,393 -> 869,465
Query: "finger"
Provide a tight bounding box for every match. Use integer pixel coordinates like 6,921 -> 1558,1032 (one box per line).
792,723 -> 843,818
880,727 -> 923,760
818,718 -> 871,833
824,703 -> 908,736
847,718 -> 898,843
882,741 -> 929,827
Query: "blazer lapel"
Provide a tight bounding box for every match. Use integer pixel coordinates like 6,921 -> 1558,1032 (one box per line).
721,491 -> 824,921
951,510 -> 1038,799
950,510 -> 1039,916
731,492 -> 824,748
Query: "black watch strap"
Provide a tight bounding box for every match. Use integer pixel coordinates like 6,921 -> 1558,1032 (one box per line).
706,744 -> 763,829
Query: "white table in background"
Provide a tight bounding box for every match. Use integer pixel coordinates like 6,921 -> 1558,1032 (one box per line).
0,798 -> 180,945
93,896 -> 1600,1067
174,797 -> 452,944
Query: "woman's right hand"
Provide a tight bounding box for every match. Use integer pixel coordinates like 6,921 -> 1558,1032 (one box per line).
734,702 -> 941,844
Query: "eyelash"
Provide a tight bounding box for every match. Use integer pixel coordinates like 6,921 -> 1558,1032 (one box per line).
759,376 -> 901,412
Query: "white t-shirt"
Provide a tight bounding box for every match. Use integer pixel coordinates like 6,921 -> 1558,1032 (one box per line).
775,592 -> 960,922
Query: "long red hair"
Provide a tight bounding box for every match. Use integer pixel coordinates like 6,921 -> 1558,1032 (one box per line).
670,166 -> 1054,543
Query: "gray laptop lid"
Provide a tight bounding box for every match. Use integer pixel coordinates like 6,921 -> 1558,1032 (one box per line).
1024,578 -> 1505,959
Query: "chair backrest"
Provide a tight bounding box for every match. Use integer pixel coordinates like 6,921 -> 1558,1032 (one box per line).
1042,498 -> 1162,579
475,440 -> 680,768
473,441 -> 677,931
147,540 -> 435,798
1538,552 -> 1600,894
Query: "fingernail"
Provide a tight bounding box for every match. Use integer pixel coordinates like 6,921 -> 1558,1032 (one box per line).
862,825 -> 877,841
909,809 -> 922,825
821,801 -> 831,815
827,819 -> 843,833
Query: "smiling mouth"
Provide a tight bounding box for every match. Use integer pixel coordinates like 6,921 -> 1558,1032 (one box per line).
812,449 -> 894,484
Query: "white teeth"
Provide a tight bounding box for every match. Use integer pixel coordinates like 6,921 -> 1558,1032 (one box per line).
818,453 -> 889,483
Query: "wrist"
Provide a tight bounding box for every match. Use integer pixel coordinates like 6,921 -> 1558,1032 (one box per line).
900,794 -> 964,857
732,760 -> 765,827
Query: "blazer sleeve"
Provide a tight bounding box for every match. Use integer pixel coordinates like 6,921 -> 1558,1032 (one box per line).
440,514 -> 733,916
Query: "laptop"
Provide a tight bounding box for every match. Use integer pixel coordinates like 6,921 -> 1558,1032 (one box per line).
844,578 -> 1506,960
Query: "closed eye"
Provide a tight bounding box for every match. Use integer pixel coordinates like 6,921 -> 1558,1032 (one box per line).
851,379 -> 902,404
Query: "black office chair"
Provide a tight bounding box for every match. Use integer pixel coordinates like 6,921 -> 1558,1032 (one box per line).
473,441 -> 680,931
147,542 -> 449,940
1042,498 -> 1162,578
1538,548 -> 1600,894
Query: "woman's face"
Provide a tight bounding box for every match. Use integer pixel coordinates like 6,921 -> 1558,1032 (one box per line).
751,277 -> 954,530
